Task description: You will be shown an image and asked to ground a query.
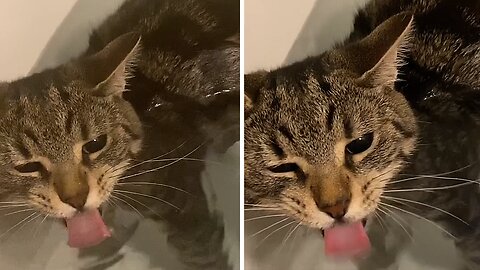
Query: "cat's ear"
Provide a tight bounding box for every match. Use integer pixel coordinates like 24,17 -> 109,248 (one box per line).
349,13 -> 414,88
83,32 -> 141,97
245,71 -> 269,111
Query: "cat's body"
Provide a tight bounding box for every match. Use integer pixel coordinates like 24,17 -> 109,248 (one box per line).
245,0 -> 480,268
0,0 -> 238,269
349,0 -> 480,268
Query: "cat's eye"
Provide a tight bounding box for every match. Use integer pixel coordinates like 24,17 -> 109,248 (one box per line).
14,162 -> 44,174
346,132 -> 374,155
269,163 -> 300,173
82,135 -> 108,154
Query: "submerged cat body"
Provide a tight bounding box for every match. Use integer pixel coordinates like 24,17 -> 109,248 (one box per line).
245,0 -> 480,266
0,0 -> 238,268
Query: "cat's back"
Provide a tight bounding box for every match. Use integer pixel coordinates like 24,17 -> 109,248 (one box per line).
348,0 -> 480,118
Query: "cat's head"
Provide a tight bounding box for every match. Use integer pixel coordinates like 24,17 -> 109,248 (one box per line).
245,14 -> 417,230
0,33 -> 142,221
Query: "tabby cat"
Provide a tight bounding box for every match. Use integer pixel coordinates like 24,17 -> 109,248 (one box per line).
245,0 -> 480,268
0,0 -> 239,269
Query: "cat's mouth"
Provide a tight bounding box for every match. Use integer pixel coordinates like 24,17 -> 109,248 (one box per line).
321,219 -> 370,258
61,208 -> 111,248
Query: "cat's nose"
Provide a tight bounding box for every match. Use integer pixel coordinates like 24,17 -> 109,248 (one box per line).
318,198 -> 350,220
54,180 -> 89,210
61,192 -> 89,210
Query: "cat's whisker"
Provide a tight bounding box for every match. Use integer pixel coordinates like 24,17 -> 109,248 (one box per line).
0,204 -> 29,209
0,201 -> 27,204
110,194 -> 144,218
244,208 -> 282,211
113,191 -> 162,217
127,140 -> 189,170
113,189 -> 180,211
244,203 -> 280,208
116,182 -> 191,195
391,169 -> 477,185
255,220 -> 297,249
382,195 -> 469,226
16,213 -> 42,237
0,212 -> 37,240
33,214 -> 50,238
245,214 -> 287,222
129,157 -> 224,167
4,208 -> 35,216
371,167 -> 398,182
105,160 -> 137,177
376,205 -> 413,241
385,181 -> 474,193
379,201 -> 457,240
249,217 -> 290,238
373,211 -> 387,233
119,142 -> 206,181
280,221 -> 301,249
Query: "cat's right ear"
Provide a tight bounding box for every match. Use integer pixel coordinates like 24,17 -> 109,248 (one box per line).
79,32 -> 142,98
339,12 -> 414,88
245,71 -> 269,112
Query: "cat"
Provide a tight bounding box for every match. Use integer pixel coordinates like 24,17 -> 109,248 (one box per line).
0,0 -> 239,269
244,0 -> 480,268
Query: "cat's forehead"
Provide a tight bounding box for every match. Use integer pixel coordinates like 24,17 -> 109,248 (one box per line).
0,86 -> 118,161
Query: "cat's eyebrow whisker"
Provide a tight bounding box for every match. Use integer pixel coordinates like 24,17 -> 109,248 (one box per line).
385,181 -> 474,193
382,195 -> 469,225
119,142 -> 206,181
113,189 -> 180,211
116,182 -> 191,195
113,191 -> 162,217
376,205 -> 413,241
378,201 -> 457,240
110,194 -> 144,218
245,214 -> 287,222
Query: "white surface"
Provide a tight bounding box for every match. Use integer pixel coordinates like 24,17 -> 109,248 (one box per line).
244,0 -> 317,73
244,1 -> 463,269
0,1 -> 76,81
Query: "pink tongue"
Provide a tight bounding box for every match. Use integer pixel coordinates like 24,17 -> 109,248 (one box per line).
324,221 -> 371,258
65,209 -> 111,248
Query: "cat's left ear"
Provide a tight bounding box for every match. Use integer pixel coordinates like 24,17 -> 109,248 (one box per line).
83,32 -> 141,97
348,13 -> 414,88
